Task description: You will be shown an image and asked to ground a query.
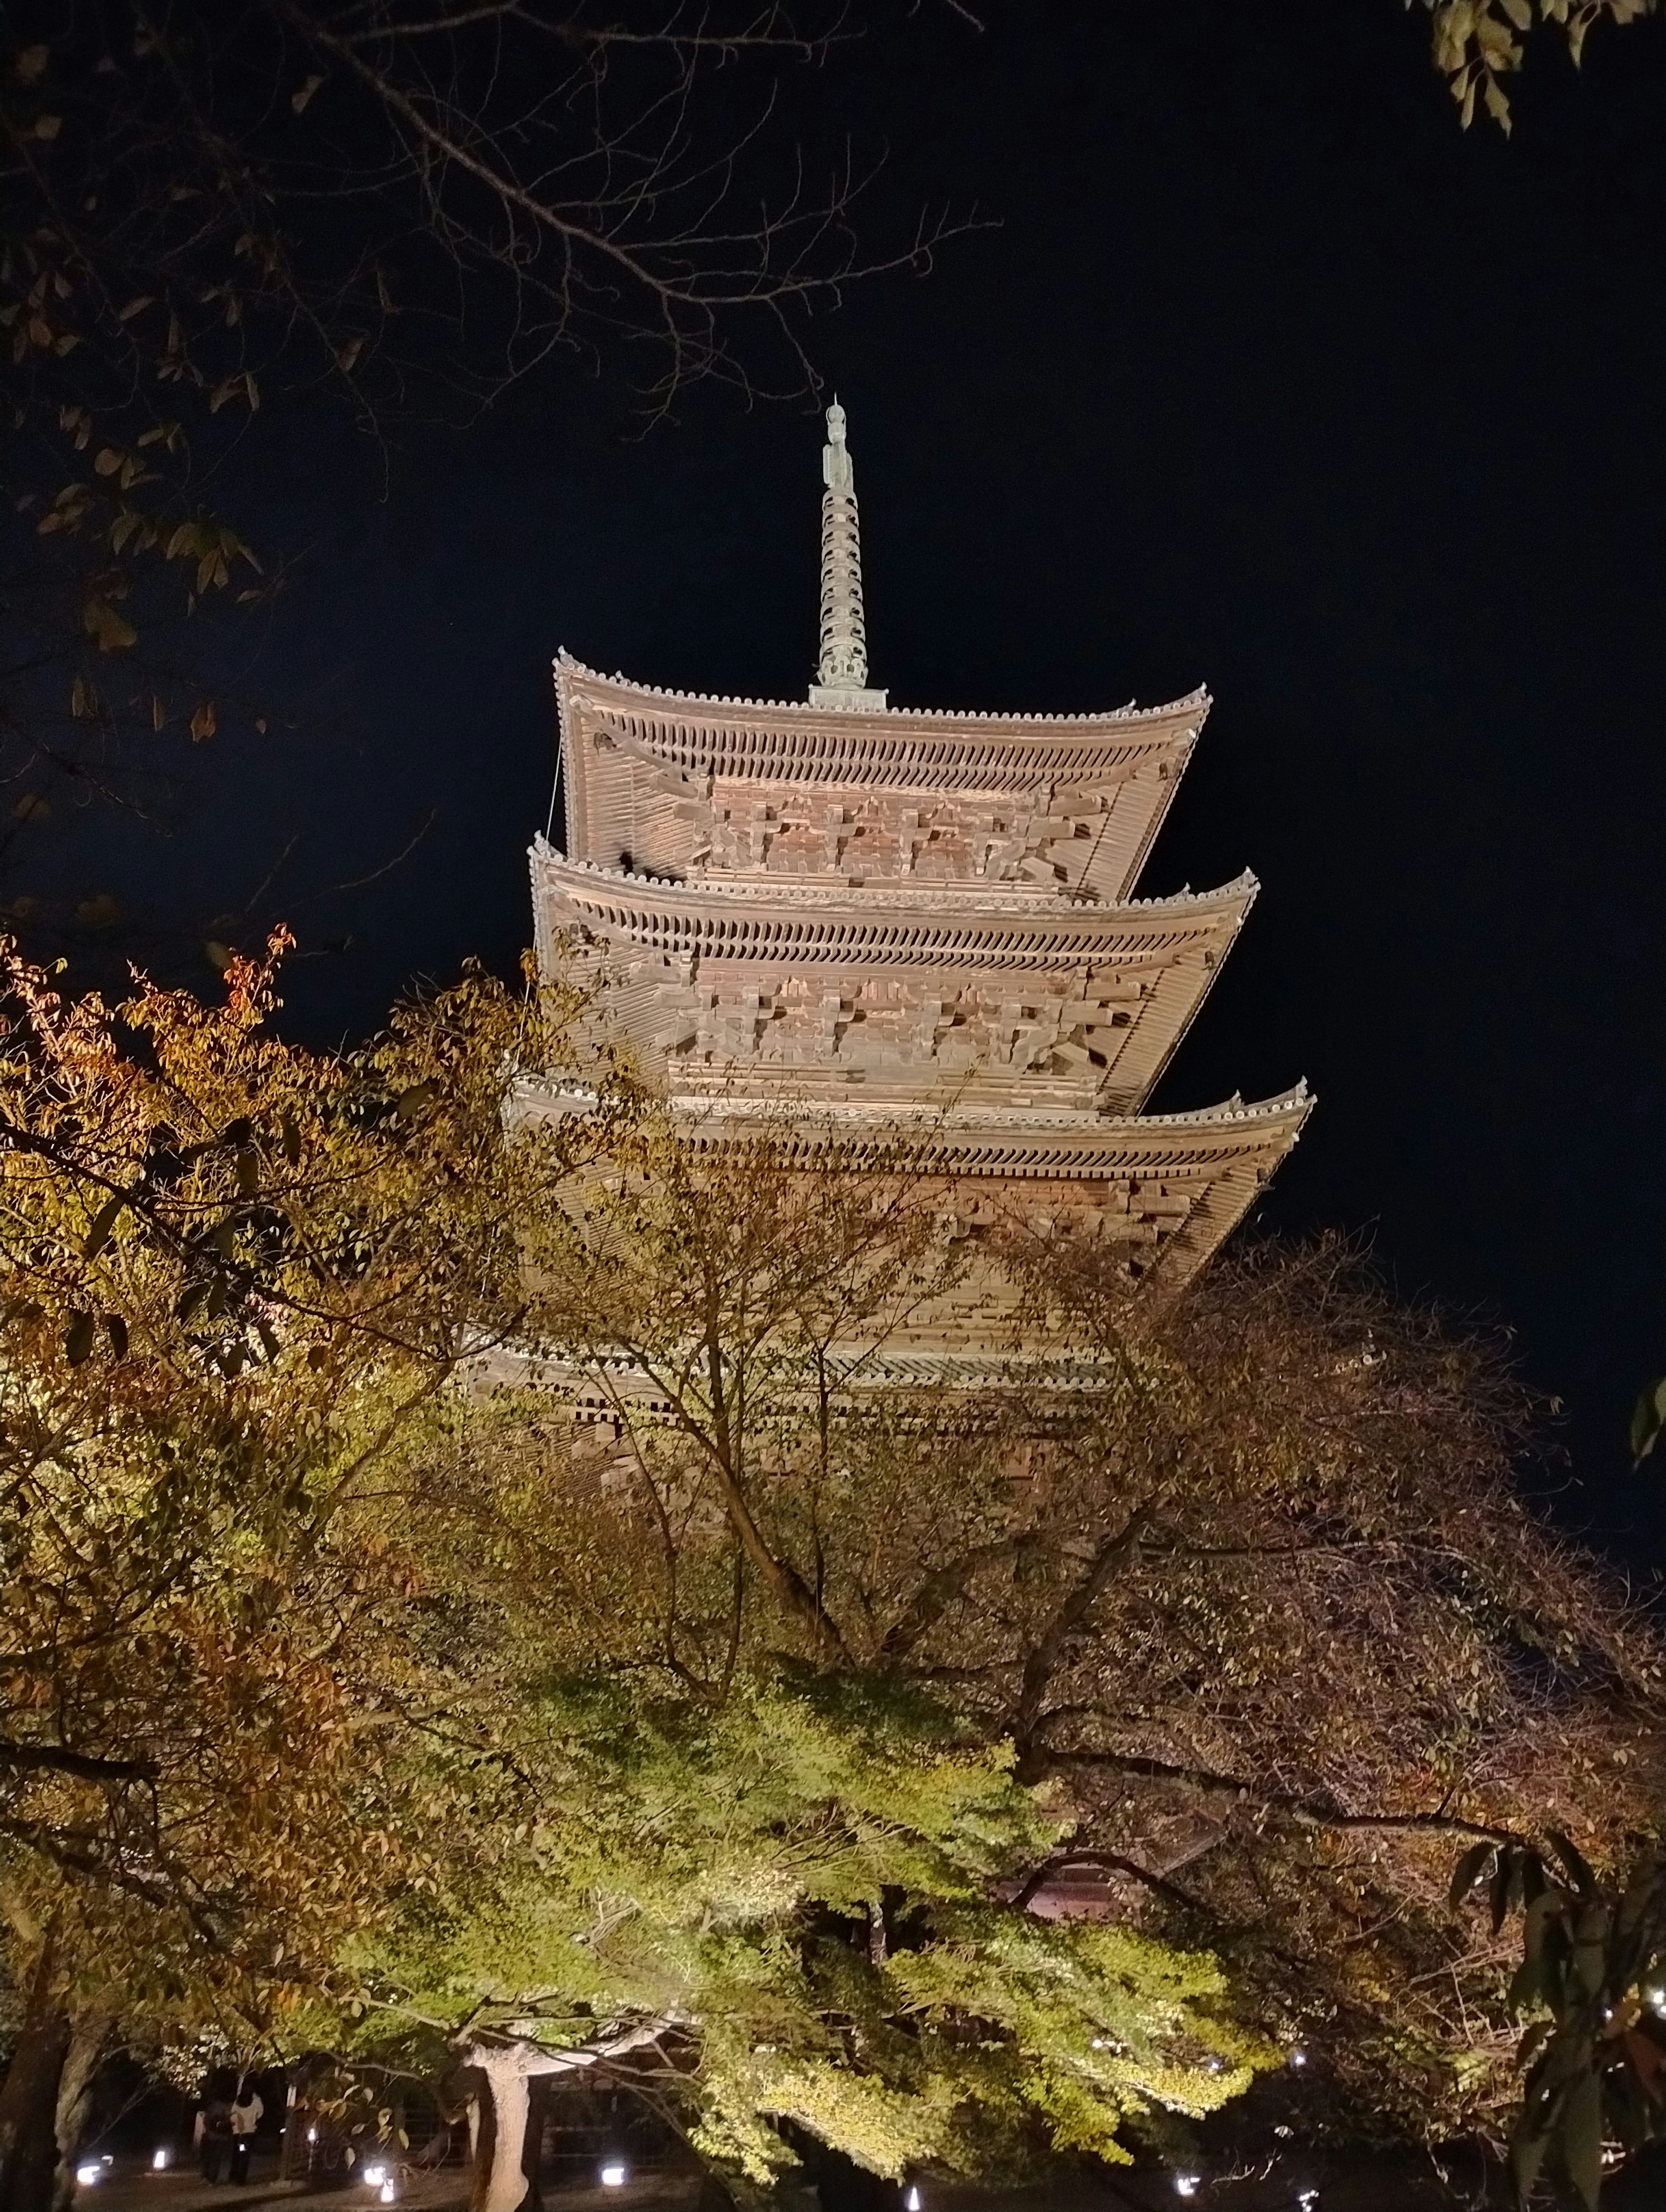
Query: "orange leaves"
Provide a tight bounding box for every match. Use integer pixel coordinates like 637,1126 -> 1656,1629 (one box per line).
189,699 -> 217,741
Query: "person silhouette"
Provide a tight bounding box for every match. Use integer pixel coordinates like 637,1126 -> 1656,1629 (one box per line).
228,2081 -> 264,2185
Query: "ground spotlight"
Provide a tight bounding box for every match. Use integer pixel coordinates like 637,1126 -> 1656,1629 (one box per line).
151,2147 -> 172,2171
1173,2179 -> 1201,2199
600,2161 -> 628,2188
75,2163 -> 103,2187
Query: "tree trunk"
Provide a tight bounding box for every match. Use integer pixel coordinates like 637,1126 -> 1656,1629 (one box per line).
49,2011 -> 109,2212
0,1940 -> 72,2212
466,2049 -> 541,2212
459,2022 -> 679,2212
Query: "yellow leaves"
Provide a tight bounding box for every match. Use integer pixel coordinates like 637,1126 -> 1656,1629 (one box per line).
92,445 -> 152,491
164,517 -> 262,594
208,370 -> 259,414
32,113 -> 61,142
82,595 -> 138,652
190,699 -> 217,742
35,481 -> 91,534
1427,0 -> 1658,128
108,504 -> 157,556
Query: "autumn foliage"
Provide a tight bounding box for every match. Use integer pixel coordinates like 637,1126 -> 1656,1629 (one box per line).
0,942 -> 1662,2200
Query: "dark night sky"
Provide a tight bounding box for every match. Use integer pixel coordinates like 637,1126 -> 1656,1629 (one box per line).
62,6 -> 1666,1557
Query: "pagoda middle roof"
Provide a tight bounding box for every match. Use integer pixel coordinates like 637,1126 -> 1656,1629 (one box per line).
535,843 -> 1255,972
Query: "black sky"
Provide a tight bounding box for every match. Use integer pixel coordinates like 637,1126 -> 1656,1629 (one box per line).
64,4 -> 1666,1558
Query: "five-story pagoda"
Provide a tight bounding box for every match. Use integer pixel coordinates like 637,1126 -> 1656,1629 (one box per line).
525,406 -> 1309,1355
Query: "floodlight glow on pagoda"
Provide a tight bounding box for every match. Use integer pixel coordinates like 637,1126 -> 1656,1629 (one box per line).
520,403 -> 1309,1364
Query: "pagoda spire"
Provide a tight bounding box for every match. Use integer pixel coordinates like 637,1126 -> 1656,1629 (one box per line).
810,401 -> 887,711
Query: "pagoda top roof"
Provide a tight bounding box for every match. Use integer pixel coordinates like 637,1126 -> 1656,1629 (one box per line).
556,652 -> 1209,759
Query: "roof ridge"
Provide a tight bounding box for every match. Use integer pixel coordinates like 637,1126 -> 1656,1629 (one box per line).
532,838 -> 1257,917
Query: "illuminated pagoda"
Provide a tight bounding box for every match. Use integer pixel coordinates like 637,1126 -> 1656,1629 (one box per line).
522,404 -> 1309,1356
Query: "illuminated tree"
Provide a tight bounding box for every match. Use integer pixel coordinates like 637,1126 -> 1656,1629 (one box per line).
0,934 -> 600,2205
428,1116 -> 1666,2158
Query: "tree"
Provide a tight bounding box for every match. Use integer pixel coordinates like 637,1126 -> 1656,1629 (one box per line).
0,931 -> 614,2206
4,952 -> 1655,2207
372,1102 -> 1666,2179
1434,1382 -> 1666,2210
0,957 -> 1259,2211
347,1672 -> 1263,2209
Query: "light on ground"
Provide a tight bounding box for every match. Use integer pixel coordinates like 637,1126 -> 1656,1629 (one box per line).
905,2189 -> 923,2212
75,2164 -> 103,2186
152,2148 -> 172,2170
379,2187 -> 397,2205
600,2162 -> 628,2188
1173,2179 -> 1200,2199
361,2163 -> 387,2188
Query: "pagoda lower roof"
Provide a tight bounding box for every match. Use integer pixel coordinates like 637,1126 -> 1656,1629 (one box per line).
507,1076 -> 1311,1292
659,1084 -> 1312,1176
534,844 -> 1254,972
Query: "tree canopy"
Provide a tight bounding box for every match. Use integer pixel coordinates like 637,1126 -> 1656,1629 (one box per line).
0,942 -> 1662,2208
